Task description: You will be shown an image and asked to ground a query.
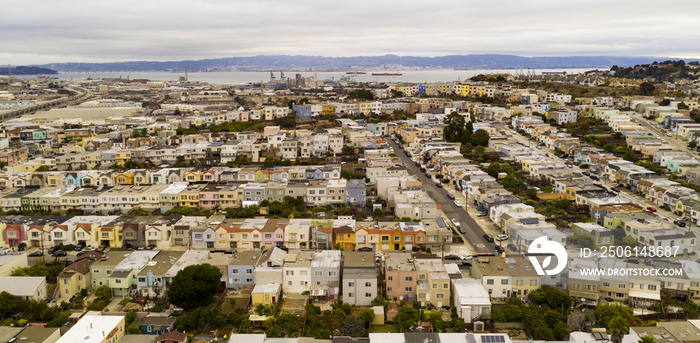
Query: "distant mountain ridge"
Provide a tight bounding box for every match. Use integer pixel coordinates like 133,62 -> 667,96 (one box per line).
0,65 -> 58,75
35,54 -> 696,72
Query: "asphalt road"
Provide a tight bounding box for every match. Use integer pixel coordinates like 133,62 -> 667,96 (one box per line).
386,139 -> 494,255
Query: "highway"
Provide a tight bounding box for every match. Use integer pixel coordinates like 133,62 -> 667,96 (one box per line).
386,138 -> 494,255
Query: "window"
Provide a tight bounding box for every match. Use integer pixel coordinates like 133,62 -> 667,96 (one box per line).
348,293 -> 355,297
432,283 -> 437,289
232,269 -> 239,274
405,287 -> 413,292
387,287 -> 393,292
602,281 -> 611,287
348,282 -> 355,287
436,293 -> 444,299
365,282 -> 372,287
365,293 -> 372,297
315,271 -> 323,277
501,279 -> 509,285
405,277 -> 413,281
487,279 -> 494,285
516,280 -> 523,286
388,276 -> 393,281
329,271 -> 337,277
618,283 -> 626,289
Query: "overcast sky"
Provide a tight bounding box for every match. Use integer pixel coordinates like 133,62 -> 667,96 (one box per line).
2,0 -> 699,65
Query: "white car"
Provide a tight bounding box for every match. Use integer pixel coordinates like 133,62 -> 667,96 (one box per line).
496,234 -> 509,241
461,253 -> 473,260
454,200 -> 463,207
667,132 -> 672,137
451,218 -> 461,227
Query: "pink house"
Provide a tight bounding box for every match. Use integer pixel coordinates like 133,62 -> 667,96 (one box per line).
199,182 -> 227,209
239,111 -> 250,122
4,224 -> 26,248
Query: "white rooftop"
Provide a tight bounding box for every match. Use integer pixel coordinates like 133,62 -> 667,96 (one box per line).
114,250 -> 160,271
56,315 -> 124,343
0,276 -> 45,297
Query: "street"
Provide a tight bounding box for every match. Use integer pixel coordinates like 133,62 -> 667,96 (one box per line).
386,138 -> 494,255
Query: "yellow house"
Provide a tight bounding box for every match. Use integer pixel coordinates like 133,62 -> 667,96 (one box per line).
115,150 -> 131,165
322,104 -> 335,116
254,170 -> 270,182
58,253 -> 99,299
520,158 -> 556,173
251,283 -> 281,306
508,256 -> 541,298
114,172 -> 134,185
179,184 -> 205,208
183,170 -> 203,183
333,225 -> 355,249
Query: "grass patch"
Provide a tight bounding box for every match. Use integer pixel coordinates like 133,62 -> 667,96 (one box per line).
370,324 -> 398,333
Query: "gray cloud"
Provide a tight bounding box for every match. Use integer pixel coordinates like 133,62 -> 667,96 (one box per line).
1,0 -> 699,65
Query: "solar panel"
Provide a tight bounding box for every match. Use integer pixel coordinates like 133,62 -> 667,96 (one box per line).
481,336 -> 505,343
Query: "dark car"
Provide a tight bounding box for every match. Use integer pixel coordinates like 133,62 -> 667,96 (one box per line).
495,245 -> 505,254
358,247 -> 373,252
145,244 -> 156,250
415,161 -> 421,167
419,167 -> 426,172
62,257 -> 76,264
76,251 -> 86,257
483,234 -> 494,243
507,243 -> 518,252
28,250 -> 43,257
425,172 -> 431,178
447,193 -> 455,200
459,227 -> 466,234
97,244 -> 108,252
441,178 -> 450,184
444,255 -> 460,260
74,242 -> 86,251
47,245 -> 60,254
122,243 -> 133,250
436,183 -> 443,188
53,250 -> 67,257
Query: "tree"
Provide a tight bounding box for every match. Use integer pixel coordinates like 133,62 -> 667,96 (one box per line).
683,300 -> 700,313
394,306 -> 418,332
359,308 -> 375,326
689,141 -> 697,148
638,336 -> 655,343
36,165 -> 50,172
94,285 -> 112,300
168,264 -> 222,310
639,82 -> 656,96
469,129 -> 490,147
0,292 -> 16,319
609,315 -> 629,343
594,303 -> 633,329
423,310 -> 445,332
278,313 -> 300,336
370,297 -> 387,307
341,315 -> 366,336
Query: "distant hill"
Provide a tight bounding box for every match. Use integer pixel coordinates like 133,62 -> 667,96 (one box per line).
0,65 -> 58,75
39,54 -> 696,72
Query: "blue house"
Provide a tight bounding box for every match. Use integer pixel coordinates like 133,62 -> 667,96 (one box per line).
65,172 -> 82,187
140,314 -> 176,335
418,85 -> 425,95
292,104 -> 313,119
345,179 -> 366,205
227,250 -> 262,290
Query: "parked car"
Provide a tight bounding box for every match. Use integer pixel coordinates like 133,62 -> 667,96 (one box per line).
74,242 -> 86,251
122,243 -> 133,250
62,258 -> 76,264
507,243 -> 518,252
647,207 -> 657,212
451,219 -> 461,228
458,227 -> 466,234
454,200 -> 462,207
47,245 -> 60,254
476,212 -> 487,217
145,244 -> 156,250
28,250 -> 43,257
447,193 -> 455,200
53,250 -> 67,257
436,183 -> 443,188
483,234 -> 494,243
97,244 -> 108,252
495,245 -> 505,254
444,255 -> 460,260
496,234 -> 509,241
461,253 -> 473,260
425,172 -> 431,178
419,167 -> 426,172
